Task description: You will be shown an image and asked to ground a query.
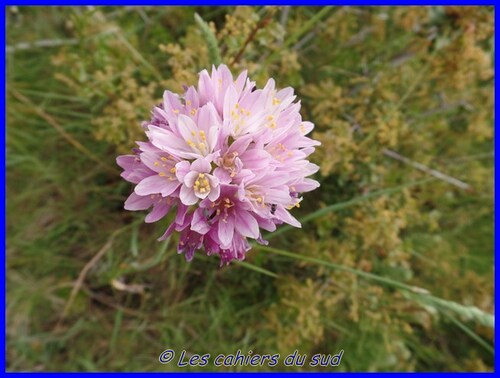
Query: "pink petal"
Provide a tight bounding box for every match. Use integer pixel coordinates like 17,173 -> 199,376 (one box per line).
177,115 -> 199,145
207,175 -> 220,201
163,90 -> 183,113
116,155 -> 137,170
185,86 -> 200,109
147,126 -> 199,160
180,185 -> 198,205
145,202 -> 170,223
207,126 -> 219,152
197,103 -> 220,135
140,151 -> 163,172
223,85 -> 238,125
235,211 -> 260,239
124,192 -> 153,211
191,158 -> 211,173
274,206 -> 301,228
300,121 -> 314,135
214,167 -> 232,184
218,215 -> 234,248
191,208 -> 211,235
160,178 -> 181,197
184,171 -> 199,188
175,204 -> 189,225
265,187 -> 292,204
198,69 -> 214,105
195,188 -> 210,200
135,175 -> 166,196
157,223 -> 176,241
227,134 -> 252,155
293,178 -> 320,192
175,160 -> 191,182
234,70 -> 248,93
240,149 -> 272,170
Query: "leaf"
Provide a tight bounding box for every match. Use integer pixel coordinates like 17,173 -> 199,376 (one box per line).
194,13 -> 221,66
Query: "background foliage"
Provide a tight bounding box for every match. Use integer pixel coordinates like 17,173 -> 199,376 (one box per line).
6,6 -> 494,372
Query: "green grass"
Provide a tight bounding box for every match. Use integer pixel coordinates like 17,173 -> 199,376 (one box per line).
6,6 -> 494,372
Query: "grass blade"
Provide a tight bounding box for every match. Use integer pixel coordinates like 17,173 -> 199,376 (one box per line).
110,309 -> 123,352
257,245 -> 494,328
264,7 -> 333,65
267,178 -> 434,240
234,260 -> 278,278
446,315 -> 494,354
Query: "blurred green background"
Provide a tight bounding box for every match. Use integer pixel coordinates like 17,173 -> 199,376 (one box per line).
6,6 -> 494,372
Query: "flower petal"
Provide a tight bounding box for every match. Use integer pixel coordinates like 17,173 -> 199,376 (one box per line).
145,202 -> 171,223
274,206 -> 301,228
191,208 -> 211,235
124,192 -> 153,211
218,215 -> 234,248
184,171 -> 199,188
191,157 -> 211,173
180,184 -> 198,205
175,160 -> 191,182
135,175 -> 166,196
235,211 -> 260,239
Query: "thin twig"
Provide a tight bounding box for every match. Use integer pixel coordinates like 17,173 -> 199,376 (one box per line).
81,287 -> 144,317
10,89 -> 119,175
54,230 -> 121,331
279,6 -> 290,27
293,31 -> 316,51
7,38 -> 78,53
382,148 -> 473,192
55,237 -> 114,327
230,8 -> 276,66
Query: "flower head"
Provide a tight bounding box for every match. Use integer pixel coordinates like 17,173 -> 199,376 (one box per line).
117,64 -> 320,265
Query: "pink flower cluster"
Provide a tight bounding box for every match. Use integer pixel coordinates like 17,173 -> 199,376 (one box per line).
117,65 -> 320,265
